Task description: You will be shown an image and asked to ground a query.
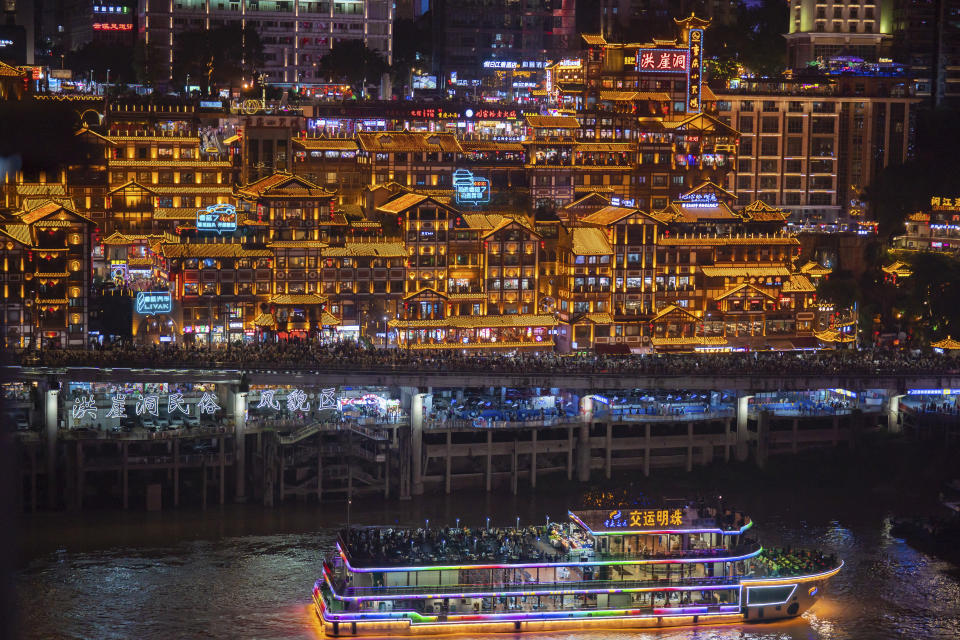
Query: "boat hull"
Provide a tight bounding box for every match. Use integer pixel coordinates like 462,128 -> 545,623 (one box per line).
313,566 -> 839,637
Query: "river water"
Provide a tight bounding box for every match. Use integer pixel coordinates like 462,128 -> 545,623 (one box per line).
14,464 -> 960,640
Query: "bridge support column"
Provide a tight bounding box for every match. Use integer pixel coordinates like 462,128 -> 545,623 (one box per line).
686,422 -> 694,472
511,439 -> 518,495
644,423 -> 651,477
605,422 -> 612,480
122,441 -> 129,509
231,388 -> 248,502
403,387 -> 427,497
44,388 -> 59,509
173,438 -> 180,507
756,411 -> 770,469
530,429 -> 538,488
444,430 -> 452,494
792,418 -> 799,453
723,418 -> 732,462
736,395 -> 753,462
831,414 -> 840,446
566,426 -> 574,480
577,396 -> 593,482
485,430 -> 493,492
887,394 -> 904,434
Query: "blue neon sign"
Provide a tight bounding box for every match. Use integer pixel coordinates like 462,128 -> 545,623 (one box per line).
197,203 -> 238,234
135,291 -> 172,315
453,169 -> 490,206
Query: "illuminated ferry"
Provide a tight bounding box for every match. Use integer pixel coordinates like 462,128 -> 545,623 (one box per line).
313,504 -> 842,636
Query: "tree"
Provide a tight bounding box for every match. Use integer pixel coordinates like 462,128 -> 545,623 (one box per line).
172,25 -> 264,93
865,108 -> 960,239
319,40 -> 389,98
0,101 -> 90,174
64,41 -> 136,85
898,252 -> 960,341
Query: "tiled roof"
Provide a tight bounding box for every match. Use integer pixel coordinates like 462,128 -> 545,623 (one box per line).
525,115 -> 579,128
110,159 -> 233,168
267,240 -> 328,249
741,199 -> 789,221
16,184 -> 68,196
102,231 -> 179,245
932,336 -> 960,350
160,243 -> 272,258
323,241 -> 407,257
235,171 -> 333,198
459,140 -> 525,152
403,287 -> 447,301
375,193 -> 431,214
254,312 -> 277,327
657,236 -> 799,246
798,261 -> 832,276
584,312 -> 614,324
356,131 -> 462,153
581,206 -> 640,226
390,314 -> 558,329
651,336 -> 727,347
651,304 -> 701,322
153,208 -> 201,220
0,61 -> 25,77
292,137 -> 359,151
700,266 -> 792,278
814,329 -> 855,343
571,227 -> 613,255
882,260 -> 912,277
269,294 -> 327,305
563,192 -> 611,209
0,224 -> 33,245
598,91 -> 671,102
581,34 -> 606,45
781,275 -> 816,293
575,142 -> 636,153
108,180 -> 157,195
715,283 -> 776,301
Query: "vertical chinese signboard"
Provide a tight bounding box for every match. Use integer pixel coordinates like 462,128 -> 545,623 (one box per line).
687,28 -> 704,114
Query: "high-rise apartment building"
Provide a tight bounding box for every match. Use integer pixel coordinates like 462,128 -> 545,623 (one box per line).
785,0 -> 894,68
432,0 -> 575,95
596,0 -> 738,38
892,0 -> 960,106
716,76 -> 918,223
140,0 -> 393,84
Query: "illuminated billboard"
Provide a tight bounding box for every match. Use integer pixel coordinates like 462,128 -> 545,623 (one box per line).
197,203 -> 238,234
453,169 -> 490,206
635,49 -> 688,73
135,292 -> 172,315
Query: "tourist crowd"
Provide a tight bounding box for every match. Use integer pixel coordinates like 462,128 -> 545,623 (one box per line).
9,341 -> 960,377
343,524 -> 560,567
755,547 -> 837,577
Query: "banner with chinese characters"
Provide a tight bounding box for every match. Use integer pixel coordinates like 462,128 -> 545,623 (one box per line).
604,508 -> 684,529
634,49 -> 688,73
687,28 -> 704,113
930,196 -> 960,211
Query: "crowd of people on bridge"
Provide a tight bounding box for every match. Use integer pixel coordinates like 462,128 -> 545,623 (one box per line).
9,340 -> 960,377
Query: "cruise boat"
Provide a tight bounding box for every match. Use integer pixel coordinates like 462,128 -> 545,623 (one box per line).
313,504 -> 842,636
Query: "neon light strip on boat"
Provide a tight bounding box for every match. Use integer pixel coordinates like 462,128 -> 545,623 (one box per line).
739,560 -> 843,586
568,511 -> 755,536
324,569 -> 741,601
315,581 -> 744,625
336,541 -> 762,573
744,583 -> 797,606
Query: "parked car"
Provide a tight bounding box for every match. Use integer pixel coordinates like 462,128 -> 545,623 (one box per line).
142,418 -> 156,430
184,415 -> 200,428
156,418 -> 170,430
16,418 -> 30,431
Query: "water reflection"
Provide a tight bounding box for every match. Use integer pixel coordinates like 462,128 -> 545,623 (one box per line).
14,482 -> 960,640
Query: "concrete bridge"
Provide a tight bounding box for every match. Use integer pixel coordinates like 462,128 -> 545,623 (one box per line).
4,365 -> 959,393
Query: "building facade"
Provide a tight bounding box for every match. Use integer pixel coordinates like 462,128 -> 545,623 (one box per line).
786,0 -> 894,68
139,0 -> 394,83
715,77 -> 918,223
